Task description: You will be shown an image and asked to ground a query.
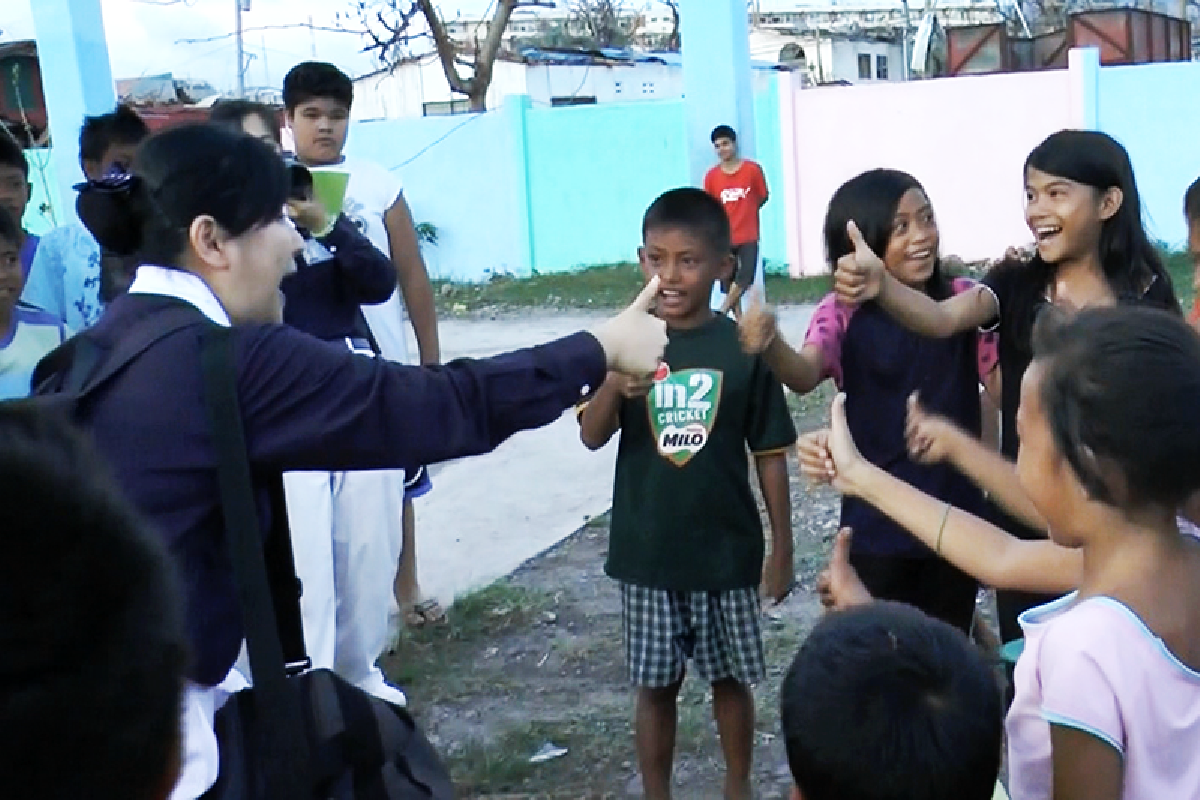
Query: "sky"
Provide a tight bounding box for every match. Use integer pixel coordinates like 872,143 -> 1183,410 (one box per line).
0,0 -> 693,93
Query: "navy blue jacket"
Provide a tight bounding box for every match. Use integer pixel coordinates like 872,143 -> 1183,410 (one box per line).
70,294 -> 605,685
282,214 -> 396,341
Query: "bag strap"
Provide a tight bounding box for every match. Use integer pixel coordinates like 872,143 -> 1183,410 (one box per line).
33,303 -> 205,400
200,326 -> 314,798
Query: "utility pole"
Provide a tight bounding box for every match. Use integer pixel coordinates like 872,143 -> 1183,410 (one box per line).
900,0 -> 912,79
235,0 -> 245,97
309,15 -> 318,58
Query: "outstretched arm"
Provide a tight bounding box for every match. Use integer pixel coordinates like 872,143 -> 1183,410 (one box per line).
835,221 -> 997,337
799,394 -> 1080,594
907,395 -> 1046,531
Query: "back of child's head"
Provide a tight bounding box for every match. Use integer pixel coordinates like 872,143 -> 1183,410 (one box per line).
1032,304 -> 1200,511
0,206 -> 21,250
0,403 -> 187,800
209,99 -> 281,142
283,61 -> 354,111
711,124 -> 737,143
643,186 -> 732,258
823,168 -> 952,300
0,132 -> 29,179
781,601 -> 1003,800
1025,130 -> 1173,305
79,104 -> 149,166
1184,176 -> 1200,228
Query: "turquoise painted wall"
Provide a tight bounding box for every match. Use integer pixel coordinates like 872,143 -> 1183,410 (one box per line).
345,110 -> 525,282
1097,61 -> 1200,249
752,78 -> 786,274
21,149 -> 62,236
523,98 -> 689,272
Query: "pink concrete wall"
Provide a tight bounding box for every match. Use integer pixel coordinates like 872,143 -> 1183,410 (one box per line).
781,68 -> 1080,276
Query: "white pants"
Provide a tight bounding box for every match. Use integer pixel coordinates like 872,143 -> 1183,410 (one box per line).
170,669 -> 249,800
286,468 -> 407,705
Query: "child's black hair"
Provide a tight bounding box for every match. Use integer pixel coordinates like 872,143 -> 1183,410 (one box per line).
209,99 -> 281,144
642,187 -> 732,258
824,168 -> 953,301
78,104 -> 149,166
76,123 -> 289,266
1024,130 -> 1177,308
0,403 -> 187,800
0,133 -> 29,179
283,61 -> 354,111
781,602 -> 1003,800
711,124 -> 737,144
1185,176 -> 1200,226
0,206 -> 21,249
1032,305 -> 1200,510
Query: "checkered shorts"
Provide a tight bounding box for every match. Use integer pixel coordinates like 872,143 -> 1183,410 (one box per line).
620,583 -> 765,688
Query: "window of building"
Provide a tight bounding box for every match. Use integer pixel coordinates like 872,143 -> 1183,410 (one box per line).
858,53 -> 872,80
422,99 -> 471,116
551,96 -> 597,107
876,54 -> 889,79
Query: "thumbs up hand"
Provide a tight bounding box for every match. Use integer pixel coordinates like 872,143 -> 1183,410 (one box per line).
905,392 -> 962,465
591,276 -> 669,376
833,221 -> 887,306
816,528 -> 874,611
738,290 -> 778,355
797,393 -> 870,497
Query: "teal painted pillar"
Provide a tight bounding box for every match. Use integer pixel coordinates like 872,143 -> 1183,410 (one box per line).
505,94 -> 536,276
680,0 -> 761,306
31,0 -> 117,225
681,0 -> 756,181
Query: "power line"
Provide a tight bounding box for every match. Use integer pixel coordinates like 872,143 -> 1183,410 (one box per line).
176,22 -> 360,46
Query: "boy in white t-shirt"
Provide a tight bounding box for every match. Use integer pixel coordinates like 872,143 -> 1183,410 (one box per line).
282,62 -> 442,705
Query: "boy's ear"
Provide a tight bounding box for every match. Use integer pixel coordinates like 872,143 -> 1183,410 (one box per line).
790,784 -> 803,800
637,246 -> 652,281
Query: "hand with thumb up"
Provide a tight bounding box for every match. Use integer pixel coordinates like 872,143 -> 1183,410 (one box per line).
590,275 -> 669,376
833,221 -> 887,306
797,393 -> 871,497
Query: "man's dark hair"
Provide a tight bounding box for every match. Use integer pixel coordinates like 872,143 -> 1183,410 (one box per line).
1185,176 -> 1200,226
781,602 -> 1003,800
0,403 -> 188,800
711,124 -> 737,144
0,133 -> 29,179
0,206 -> 21,248
79,104 -> 149,165
643,186 -> 732,257
283,61 -> 354,111
209,99 -> 281,144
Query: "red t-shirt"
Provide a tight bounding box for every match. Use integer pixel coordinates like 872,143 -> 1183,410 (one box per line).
704,160 -> 768,246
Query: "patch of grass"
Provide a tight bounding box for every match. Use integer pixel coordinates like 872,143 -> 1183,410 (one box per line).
450,716 -> 633,795
434,263 -> 830,315
384,582 -> 556,696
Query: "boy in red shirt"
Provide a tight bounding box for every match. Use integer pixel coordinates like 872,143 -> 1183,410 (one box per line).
704,125 -> 768,319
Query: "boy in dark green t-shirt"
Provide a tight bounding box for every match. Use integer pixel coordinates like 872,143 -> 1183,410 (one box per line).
580,188 -> 796,800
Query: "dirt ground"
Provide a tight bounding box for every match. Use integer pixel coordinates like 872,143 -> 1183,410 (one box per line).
381,384 -> 845,798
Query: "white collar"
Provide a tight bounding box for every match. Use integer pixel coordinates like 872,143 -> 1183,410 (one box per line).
128,265 -> 231,327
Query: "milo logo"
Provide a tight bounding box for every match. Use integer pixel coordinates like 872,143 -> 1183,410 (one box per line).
648,367 -> 723,466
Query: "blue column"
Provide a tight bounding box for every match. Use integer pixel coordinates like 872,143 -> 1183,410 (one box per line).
681,0 -> 756,181
505,94 -> 536,276
680,0 -> 761,306
31,0 -> 117,225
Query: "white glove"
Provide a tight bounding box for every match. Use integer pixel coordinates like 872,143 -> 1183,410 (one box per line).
590,276 -> 668,376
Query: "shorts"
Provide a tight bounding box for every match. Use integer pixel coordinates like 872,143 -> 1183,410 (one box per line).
731,242 -> 759,289
404,464 -> 432,501
620,582 -> 765,688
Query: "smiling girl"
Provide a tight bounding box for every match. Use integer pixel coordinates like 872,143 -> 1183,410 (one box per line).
830,131 -> 1180,642
740,169 -> 998,633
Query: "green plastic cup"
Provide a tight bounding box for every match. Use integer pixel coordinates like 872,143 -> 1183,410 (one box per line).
309,168 -> 349,236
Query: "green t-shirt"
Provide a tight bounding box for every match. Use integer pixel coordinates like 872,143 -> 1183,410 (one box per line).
604,315 -> 796,591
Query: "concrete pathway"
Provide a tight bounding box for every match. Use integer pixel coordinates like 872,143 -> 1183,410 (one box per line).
416,306 -> 817,606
